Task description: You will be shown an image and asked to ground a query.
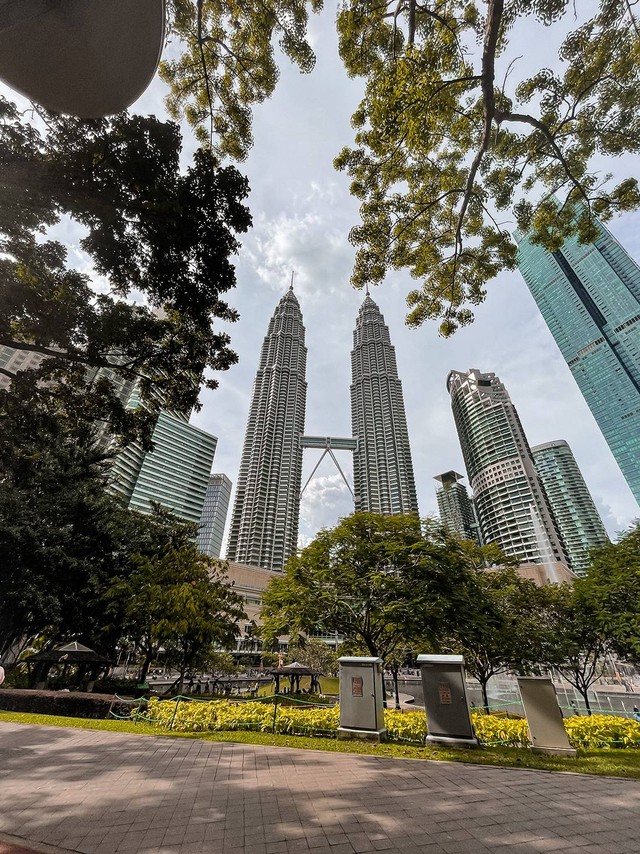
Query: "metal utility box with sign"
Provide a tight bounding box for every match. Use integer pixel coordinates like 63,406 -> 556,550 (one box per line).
337,656 -> 386,742
517,677 -> 577,757
417,654 -> 478,748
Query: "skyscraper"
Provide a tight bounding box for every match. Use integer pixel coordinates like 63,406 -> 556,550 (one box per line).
197,473 -> 232,558
126,411 -> 217,524
516,216 -> 640,506
227,286 -> 307,572
531,440 -> 609,576
434,471 -> 479,543
351,294 -> 418,515
448,369 -> 569,568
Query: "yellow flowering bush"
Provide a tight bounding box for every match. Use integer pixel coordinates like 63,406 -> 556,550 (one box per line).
470,713 -> 529,747
384,709 -> 427,742
563,714 -> 640,749
145,699 -> 640,749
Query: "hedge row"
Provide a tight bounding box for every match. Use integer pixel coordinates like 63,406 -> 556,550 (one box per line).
0,688 -> 134,719
146,698 -> 640,749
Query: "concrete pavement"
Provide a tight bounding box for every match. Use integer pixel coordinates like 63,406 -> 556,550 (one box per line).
1,722 -> 640,853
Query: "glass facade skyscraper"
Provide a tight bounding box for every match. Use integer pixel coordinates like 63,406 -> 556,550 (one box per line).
351,294 -> 418,515
531,440 -> 609,577
227,286 -> 307,572
448,368 -> 569,569
127,411 -> 218,524
516,217 -> 640,506
197,473 -> 232,558
434,471 -> 479,543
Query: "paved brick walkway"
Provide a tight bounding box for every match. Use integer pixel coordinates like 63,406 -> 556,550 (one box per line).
1,722 -> 640,853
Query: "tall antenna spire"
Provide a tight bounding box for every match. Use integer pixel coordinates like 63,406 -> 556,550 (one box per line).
290,270 -> 295,291
365,281 -> 370,296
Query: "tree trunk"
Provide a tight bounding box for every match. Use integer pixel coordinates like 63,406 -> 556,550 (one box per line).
480,677 -> 490,713
392,667 -> 401,710
579,685 -> 592,716
139,650 -> 153,684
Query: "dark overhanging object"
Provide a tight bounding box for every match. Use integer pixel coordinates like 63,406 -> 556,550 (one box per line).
417,654 -> 478,748
0,0 -> 165,117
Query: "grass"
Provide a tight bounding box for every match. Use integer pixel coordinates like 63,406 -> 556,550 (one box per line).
2,709 -> 640,779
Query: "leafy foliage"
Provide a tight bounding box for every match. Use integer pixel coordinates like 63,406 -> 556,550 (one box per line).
444,566 -> 556,709
261,513 -> 483,661
578,522 -> 640,664
162,0 -> 323,159
147,698 -> 640,749
0,97 -> 251,443
107,542 -> 246,685
334,0 -> 640,334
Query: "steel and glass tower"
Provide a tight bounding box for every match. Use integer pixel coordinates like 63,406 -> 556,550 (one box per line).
532,440 -> 609,576
516,217 -> 640,506
434,471 -> 480,543
448,369 -> 568,568
351,294 -> 418,515
227,286 -> 307,572
197,473 -> 232,558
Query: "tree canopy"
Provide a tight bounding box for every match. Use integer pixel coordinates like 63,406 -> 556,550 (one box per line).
260,512 -> 484,661
161,1 -> 640,335
578,523 -> 640,665
0,97 -> 251,443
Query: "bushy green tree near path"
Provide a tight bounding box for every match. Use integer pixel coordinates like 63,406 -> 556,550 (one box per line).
444,567 -> 556,711
543,583 -> 613,715
163,1 -> 640,334
261,513 -> 484,663
578,522 -> 640,665
107,540 -> 245,689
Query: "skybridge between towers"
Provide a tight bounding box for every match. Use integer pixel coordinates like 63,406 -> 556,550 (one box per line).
300,435 -> 358,500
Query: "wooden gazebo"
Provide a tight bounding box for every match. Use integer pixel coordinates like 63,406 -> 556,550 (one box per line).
269,661 -> 321,695
25,642 -> 112,692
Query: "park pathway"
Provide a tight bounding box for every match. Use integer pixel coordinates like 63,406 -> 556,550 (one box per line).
1,722 -> 640,853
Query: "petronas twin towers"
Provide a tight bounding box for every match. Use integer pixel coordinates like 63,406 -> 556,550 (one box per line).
227,286 -> 418,571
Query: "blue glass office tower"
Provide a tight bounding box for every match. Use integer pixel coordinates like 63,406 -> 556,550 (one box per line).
516,217 -> 640,506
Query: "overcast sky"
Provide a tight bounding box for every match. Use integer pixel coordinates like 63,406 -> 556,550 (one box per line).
5,4 -> 638,547
144,5 -> 639,547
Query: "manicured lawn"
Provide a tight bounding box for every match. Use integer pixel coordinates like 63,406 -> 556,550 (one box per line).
2,709 -> 640,779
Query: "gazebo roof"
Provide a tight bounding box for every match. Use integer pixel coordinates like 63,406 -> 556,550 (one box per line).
25,642 -> 111,664
269,661 -> 321,676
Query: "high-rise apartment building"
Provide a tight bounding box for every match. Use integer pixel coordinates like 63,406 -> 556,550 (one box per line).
434,471 -> 479,543
227,286 -> 307,572
0,345 -> 48,390
516,216 -> 640,506
351,294 -> 418,515
531,440 -> 609,576
448,369 -> 569,568
125,411 -> 217,524
197,473 -> 232,558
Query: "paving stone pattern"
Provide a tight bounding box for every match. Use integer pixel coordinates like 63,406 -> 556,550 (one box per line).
1,723 -> 640,853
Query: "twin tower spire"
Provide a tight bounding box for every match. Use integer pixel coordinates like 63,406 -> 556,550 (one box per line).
227,288 -> 418,572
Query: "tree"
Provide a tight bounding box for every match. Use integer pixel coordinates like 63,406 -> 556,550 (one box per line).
108,543 -> 245,688
161,2 -> 640,336
334,0 -> 640,334
261,512 -> 482,663
162,0 -> 323,160
543,583 -> 613,715
0,97 -> 251,443
578,522 -> 640,664
0,383 -> 135,661
444,567 -> 555,711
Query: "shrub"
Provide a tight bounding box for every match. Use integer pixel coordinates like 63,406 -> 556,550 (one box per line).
0,688 -> 133,719
143,699 -> 640,750
564,714 -> 640,749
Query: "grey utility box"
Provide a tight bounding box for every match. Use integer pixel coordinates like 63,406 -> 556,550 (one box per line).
417,654 -> 478,748
338,656 -> 386,742
517,677 -> 576,757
